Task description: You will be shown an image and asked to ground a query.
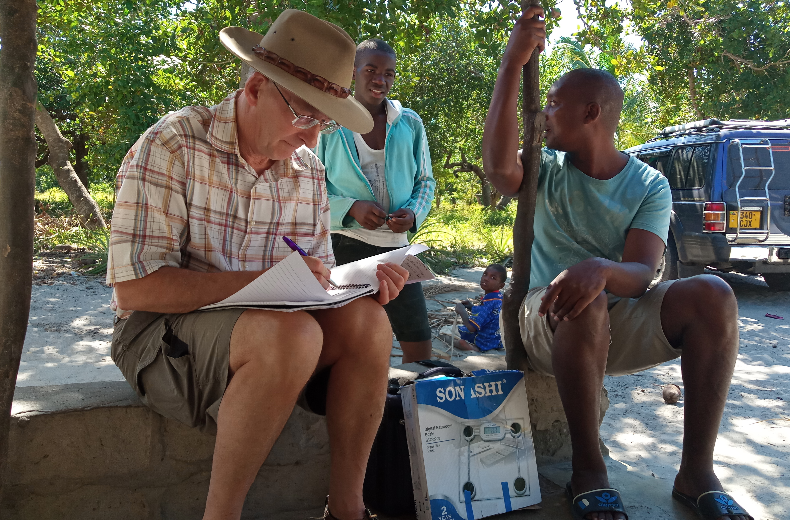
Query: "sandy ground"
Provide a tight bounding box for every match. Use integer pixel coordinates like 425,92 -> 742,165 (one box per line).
17,256 -> 790,518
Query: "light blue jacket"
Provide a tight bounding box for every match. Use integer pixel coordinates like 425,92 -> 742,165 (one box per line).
315,99 -> 435,233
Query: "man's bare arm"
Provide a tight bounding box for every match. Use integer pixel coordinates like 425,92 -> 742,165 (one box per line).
115,256 -> 409,313
538,228 -> 666,321
114,256 -> 337,314
607,228 -> 666,297
482,6 -> 546,196
114,267 -> 266,314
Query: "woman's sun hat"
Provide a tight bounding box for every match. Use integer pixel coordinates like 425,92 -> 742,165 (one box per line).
220,10 -> 373,134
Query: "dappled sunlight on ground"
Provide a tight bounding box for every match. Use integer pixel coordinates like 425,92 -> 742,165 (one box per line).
16,264 -> 790,517
601,272 -> 790,519
19,278 -> 122,386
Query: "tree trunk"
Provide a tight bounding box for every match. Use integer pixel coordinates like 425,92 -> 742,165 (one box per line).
34,102 -> 106,230
0,0 -> 38,499
503,1 -> 544,373
444,153 -> 492,207
470,161 -> 492,207
496,195 -> 513,211
72,133 -> 89,188
687,66 -> 704,120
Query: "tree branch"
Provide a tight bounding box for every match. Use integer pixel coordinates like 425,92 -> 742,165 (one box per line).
34,102 -> 106,230
722,49 -> 790,72
445,152 -> 490,205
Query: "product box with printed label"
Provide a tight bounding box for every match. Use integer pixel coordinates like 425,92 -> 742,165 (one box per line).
402,370 -> 541,520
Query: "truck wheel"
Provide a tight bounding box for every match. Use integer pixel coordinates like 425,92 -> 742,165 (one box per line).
763,273 -> 790,291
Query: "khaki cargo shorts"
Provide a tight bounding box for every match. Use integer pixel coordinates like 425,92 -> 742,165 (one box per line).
111,309 -> 245,434
517,281 -> 681,376
112,308 -> 333,435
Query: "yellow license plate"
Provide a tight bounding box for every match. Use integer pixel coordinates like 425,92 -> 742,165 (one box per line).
728,210 -> 761,229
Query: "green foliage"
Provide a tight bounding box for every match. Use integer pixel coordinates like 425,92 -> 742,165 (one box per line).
38,0 -> 187,181
35,165 -> 60,192
409,203 -> 518,270
574,0 -> 790,126
35,0 -> 561,209
35,184 -> 115,220
78,230 -> 111,275
394,15 -> 502,200
33,0 -> 790,234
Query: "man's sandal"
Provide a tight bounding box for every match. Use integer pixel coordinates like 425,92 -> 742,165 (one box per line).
566,482 -> 628,520
672,487 -> 753,520
322,497 -> 377,520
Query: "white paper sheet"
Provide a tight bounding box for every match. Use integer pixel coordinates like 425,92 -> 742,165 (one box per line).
200,244 -> 433,311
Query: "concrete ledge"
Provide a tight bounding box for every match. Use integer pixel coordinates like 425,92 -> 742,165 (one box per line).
5,381 -> 330,520
4,360 -> 605,519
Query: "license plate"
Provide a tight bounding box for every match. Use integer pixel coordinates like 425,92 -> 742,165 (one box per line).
728,210 -> 761,229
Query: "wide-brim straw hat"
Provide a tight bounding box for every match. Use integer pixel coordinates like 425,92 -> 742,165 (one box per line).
220,10 -> 373,134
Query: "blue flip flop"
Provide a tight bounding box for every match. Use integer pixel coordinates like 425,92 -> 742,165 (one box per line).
672,487 -> 753,520
566,482 -> 628,520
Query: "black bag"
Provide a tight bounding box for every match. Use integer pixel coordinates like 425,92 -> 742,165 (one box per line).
363,360 -> 464,516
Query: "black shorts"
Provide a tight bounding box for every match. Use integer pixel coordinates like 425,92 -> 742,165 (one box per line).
331,234 -> 432,343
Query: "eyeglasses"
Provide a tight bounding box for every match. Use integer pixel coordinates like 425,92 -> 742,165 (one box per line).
273,83 -> 340,135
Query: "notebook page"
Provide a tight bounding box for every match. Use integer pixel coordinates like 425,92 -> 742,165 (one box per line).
208,251 -> 332,306
329,244 -> 430,287
200,244 -> 432,311
401,254 -> 434,283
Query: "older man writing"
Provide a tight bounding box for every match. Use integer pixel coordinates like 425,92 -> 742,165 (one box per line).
107,10 -> 405,520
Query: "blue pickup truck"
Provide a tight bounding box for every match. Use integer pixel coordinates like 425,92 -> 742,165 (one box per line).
626,119 -> 790,290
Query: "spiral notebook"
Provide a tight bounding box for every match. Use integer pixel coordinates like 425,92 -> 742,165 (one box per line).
200,243 -> 434,311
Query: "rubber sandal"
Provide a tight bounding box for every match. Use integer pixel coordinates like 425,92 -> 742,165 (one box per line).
566,482 -> 628,520
322,496 -> 377,520
672,487 -> 753,519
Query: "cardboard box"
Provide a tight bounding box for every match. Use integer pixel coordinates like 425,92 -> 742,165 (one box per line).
402,370 -> 541,520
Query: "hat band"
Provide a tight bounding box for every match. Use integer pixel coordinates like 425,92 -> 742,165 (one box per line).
252,45 -> 351,99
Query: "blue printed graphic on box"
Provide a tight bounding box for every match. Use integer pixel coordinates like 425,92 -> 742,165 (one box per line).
430,498 -> 465,520
415,370 -> 522,420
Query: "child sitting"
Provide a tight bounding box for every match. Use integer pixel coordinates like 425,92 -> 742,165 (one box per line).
454,264 -> 507,352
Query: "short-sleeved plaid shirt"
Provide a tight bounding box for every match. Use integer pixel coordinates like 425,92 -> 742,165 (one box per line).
107,90 -> 333,312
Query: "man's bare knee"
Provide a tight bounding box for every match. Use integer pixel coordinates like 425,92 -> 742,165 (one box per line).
230,310 -> 323,377
335,298 -> 391,350
550,290 -> 608,332
552,291 -> 610,363
663,274 -> 737,324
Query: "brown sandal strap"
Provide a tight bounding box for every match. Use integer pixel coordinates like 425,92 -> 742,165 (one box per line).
323,496 -> 376,520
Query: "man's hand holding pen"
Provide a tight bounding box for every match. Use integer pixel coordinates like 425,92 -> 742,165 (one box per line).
281,235 -> 408,304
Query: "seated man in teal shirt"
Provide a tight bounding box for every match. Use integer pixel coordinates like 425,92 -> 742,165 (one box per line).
481,7 -> 749,520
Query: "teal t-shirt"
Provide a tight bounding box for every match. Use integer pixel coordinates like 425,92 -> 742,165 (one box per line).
529,149 -> 671,290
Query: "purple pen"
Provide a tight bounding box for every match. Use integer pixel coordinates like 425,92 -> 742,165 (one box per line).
282,235 -> 308,256
282,236 -> 340,289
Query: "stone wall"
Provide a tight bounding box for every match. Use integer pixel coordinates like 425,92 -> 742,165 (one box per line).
4,382 -> 330,520
4,360 -> 607,519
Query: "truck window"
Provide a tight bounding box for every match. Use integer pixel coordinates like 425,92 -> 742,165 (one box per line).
637,152 -> 671,176
687,145 -> 710,188
727,141 -> 790,190
668,145 -> 709,189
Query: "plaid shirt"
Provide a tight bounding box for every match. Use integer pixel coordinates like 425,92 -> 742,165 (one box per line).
107,90 -> 333,310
